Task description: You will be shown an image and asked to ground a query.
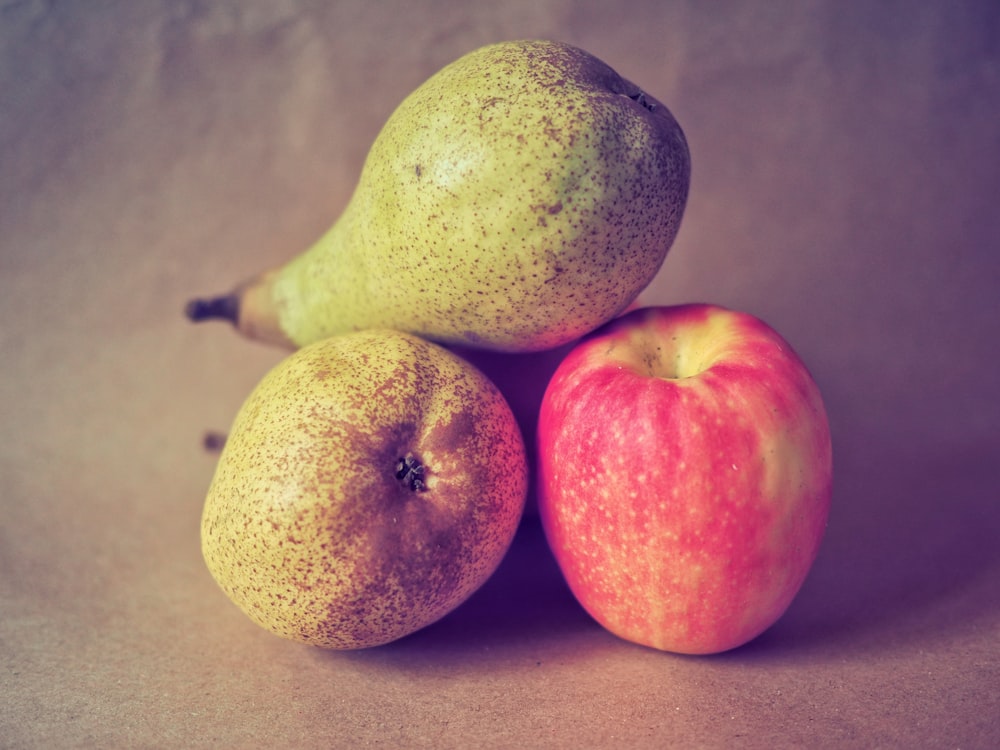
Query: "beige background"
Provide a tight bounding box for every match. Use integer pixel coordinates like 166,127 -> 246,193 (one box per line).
2,1 -> 998,747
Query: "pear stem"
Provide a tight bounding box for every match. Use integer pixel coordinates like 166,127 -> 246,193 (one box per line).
185,294 -> 240,326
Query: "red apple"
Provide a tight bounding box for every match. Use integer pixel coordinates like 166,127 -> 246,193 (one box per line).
537,304 -> 833,654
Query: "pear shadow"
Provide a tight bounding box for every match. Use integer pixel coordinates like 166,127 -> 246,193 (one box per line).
715,437 -> 1000,663
320,516 -> 601,671
415,516 -> 596,645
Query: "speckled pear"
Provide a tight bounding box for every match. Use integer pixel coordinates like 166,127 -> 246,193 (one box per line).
187,39 -> 690,352
200,329 -> 528,649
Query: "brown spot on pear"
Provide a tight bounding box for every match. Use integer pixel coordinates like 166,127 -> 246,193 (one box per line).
200,329 -> 528,648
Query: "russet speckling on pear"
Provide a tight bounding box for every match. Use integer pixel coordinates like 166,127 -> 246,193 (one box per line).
200,329 -> 527,649
187,39 -> 690,352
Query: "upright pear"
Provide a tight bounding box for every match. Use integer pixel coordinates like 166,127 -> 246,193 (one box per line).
201,329 -> 528,648
187,39 -> 690,352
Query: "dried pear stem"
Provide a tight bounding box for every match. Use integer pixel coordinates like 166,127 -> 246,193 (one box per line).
183,272 -> 296,349
185,294 -> 240,325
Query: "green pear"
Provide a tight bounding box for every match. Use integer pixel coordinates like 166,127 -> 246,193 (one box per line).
200,329 -> 527,649
187,39 -> 690,352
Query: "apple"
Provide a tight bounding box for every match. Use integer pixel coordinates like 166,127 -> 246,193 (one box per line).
201,329 -> 528,649
537,304 -> 833,654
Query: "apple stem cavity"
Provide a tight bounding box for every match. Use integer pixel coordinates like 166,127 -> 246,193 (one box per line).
395,453 -> 428,493
185,294 -> 240,326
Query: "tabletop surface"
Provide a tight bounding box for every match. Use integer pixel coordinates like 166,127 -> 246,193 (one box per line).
2,2 -> 998,748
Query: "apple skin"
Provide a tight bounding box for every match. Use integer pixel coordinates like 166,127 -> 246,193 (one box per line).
537,304 -> 833,654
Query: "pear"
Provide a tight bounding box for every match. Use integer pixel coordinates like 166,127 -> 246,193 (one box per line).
187,39 -> 690,352
200,329 -> 528,649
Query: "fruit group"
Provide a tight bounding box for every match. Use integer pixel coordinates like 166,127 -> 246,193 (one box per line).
189,41 -> 835,657
201,329 -> 527,648
186,39 -> 690,353
537,305 -> 833,654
